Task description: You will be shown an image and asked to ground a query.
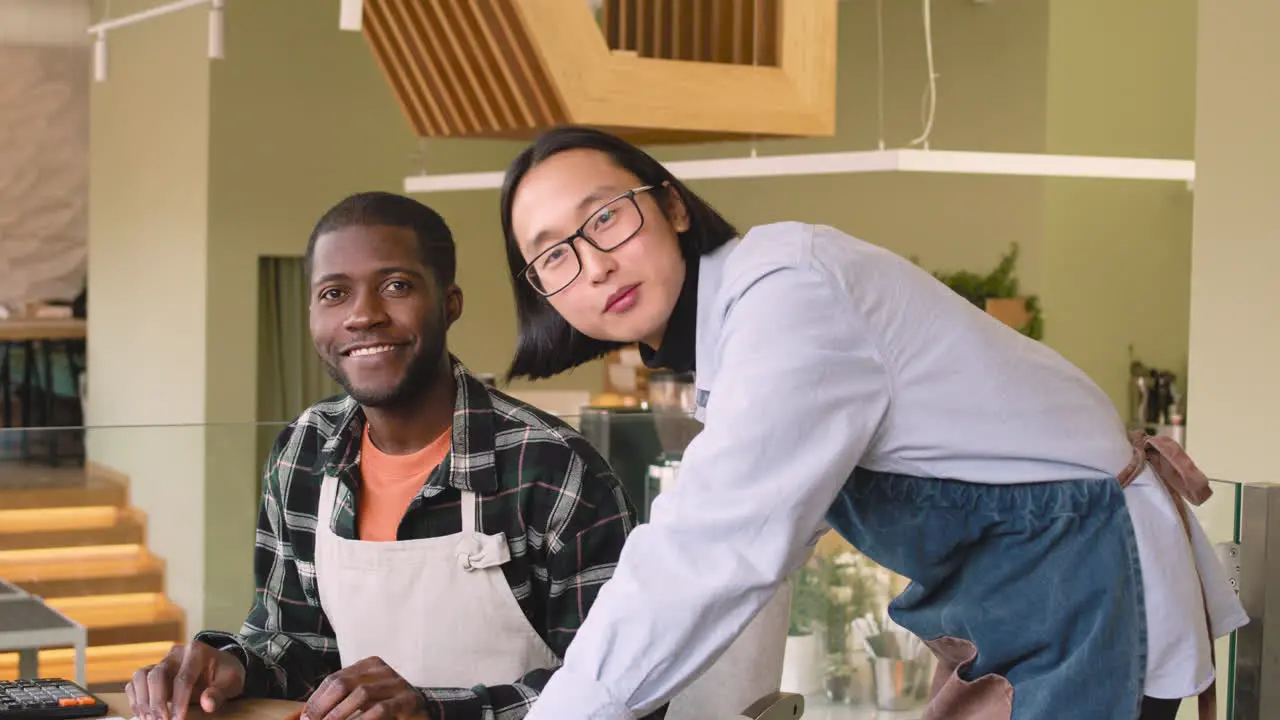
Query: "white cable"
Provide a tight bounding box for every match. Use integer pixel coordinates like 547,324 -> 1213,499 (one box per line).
875,0 -> 885,150
907,0 -> 937,149
749,0 -> 762,159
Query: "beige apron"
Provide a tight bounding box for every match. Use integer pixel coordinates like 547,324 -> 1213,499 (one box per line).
314,476 -> 561,688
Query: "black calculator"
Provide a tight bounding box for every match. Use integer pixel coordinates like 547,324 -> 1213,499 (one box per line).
0,680 -> 109,720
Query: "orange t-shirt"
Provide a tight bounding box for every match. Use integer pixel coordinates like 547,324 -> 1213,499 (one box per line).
357,423 -> 452,542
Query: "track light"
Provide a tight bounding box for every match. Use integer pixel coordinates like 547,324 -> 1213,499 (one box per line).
339,0 -> 363,31
87,0 -> 224,83
93,31 -> 108,83
208,0 -> 225,59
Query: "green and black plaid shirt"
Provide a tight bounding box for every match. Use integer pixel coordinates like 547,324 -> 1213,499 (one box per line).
196,360 -> 637,720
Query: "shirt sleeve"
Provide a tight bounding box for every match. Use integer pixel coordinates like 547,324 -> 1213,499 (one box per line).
194,436 -> 341,700
414,450 -> 640,720
525,263 -> 892,719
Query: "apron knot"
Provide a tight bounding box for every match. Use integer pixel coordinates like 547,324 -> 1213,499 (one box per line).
455,532 -> 512,571
1116,429 -> 1212,506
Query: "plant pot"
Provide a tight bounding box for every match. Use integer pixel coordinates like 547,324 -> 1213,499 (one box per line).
780,633 -> 822,696
846,649 -> 875,704
823,670 -> 854,704
985,297 -> 1030,330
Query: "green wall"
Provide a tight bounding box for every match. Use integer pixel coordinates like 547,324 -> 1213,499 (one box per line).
199,1 -> 543,629
1041,0 -> 1197,413
88,0 -> 1196,630
654,0 -> 1051,316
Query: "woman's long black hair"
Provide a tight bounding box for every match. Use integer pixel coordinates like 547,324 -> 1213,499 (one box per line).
500,126 -> 738,381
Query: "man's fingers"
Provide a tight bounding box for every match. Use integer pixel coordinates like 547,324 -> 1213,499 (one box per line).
303,671 -> 354,720
319,684 -> 371,720
124,677 -> 138,720
359,702 -> 390,720
169,647 -> 206,720
145,663 -> 174,720
130,668 -> 152,720
199,687 -> 224,714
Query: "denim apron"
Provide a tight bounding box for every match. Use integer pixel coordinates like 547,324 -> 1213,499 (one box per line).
824,432 -> 1216,720
827,469 -> 1144,719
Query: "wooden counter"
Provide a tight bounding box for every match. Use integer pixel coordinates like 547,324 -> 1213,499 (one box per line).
99,694 -> 301,720
0,319 -> 86,342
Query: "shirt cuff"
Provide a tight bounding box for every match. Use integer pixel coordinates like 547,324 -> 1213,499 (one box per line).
526,670 -> 634,720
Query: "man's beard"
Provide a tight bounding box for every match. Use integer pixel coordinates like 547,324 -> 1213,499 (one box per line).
323,322 -> 448,409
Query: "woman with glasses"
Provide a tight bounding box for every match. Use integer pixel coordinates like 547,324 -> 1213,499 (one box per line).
499,126 -> 1244,720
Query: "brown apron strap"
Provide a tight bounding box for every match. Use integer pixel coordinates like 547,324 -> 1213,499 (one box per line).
1117,430 -> 1217,720
1117,429 -> 1212,506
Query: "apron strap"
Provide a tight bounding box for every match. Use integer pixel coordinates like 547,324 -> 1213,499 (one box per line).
1115,430 -> 1218,720
1116,429 -> 1212,505
460,490 -> 477,534
455,491 -> 511,571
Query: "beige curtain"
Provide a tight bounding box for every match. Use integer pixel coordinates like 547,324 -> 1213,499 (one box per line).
0,44 -> 89,311
257,257 -> 340,481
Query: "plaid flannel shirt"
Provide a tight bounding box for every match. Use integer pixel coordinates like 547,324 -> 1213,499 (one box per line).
196,359 -> 637,719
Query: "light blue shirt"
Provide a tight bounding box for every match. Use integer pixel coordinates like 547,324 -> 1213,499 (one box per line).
525,222 -> 1244,718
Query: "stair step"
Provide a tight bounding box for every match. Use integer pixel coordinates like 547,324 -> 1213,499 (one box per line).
0,507 -> 145,551
0,545 -> 165,598
0,464 -> 127,511
0,642 -> 176,685
46,594 -> 185,647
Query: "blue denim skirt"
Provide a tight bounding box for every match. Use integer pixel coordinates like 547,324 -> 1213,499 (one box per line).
826,469 -> 1146,719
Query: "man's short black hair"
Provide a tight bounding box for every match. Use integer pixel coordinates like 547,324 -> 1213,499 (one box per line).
305,191 -> 457,287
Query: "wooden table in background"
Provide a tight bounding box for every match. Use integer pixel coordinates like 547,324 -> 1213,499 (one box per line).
99,694 -> 302,720
0,319 -> 86,343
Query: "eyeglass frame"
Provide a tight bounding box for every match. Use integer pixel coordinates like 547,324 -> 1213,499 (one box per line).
518,184 -> 659,298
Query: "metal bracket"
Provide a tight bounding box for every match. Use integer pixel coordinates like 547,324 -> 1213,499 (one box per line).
1217,541 -> 1242,595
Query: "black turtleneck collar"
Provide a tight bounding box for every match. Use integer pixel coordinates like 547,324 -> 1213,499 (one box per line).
639,259 -> 698,373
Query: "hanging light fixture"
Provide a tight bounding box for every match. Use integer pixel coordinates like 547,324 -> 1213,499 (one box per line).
208,0 -> 225,59
92,30 -> 108,83
338,0 -> 363,31
87,0 -> 225,83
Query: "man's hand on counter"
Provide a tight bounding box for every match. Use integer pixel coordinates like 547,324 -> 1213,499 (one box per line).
300,656 -> 430,720
126,641 -> 247,720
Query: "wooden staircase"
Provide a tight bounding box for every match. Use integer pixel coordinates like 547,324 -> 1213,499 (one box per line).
0,463 -> 183,689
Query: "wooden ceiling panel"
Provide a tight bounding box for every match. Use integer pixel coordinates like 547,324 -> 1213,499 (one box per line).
361,0 -> 835,143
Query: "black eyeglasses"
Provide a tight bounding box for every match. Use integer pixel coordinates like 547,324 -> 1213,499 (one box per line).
519,185 -> 656,297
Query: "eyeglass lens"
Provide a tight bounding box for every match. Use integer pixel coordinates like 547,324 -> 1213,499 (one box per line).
526,195 -> 643,295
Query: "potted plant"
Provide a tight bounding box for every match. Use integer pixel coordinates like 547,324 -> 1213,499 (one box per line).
785,550 -> 879,703
820,552 -> 878,703
922,243 -> 1045,340
781,559 -> 826,695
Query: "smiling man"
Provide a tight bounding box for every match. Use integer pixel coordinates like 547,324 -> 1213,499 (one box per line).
124,192 -> 638,720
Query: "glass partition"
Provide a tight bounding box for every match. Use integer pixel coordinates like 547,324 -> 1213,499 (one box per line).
0,417 -> 1254,720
